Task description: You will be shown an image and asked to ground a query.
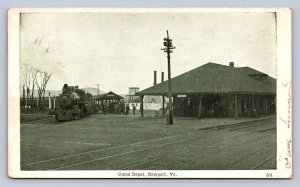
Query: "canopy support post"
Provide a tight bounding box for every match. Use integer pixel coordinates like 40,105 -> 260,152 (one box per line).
140,95 -> 144,117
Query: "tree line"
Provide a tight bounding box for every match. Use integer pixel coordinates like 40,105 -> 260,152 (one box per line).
22,67 -> 52,109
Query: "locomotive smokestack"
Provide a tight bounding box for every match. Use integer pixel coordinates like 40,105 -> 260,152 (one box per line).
161,72 -> 164,83
229,62 -> 234,67
154,71 -> 157,85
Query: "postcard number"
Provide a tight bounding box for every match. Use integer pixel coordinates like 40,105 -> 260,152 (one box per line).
266,173 -> 273,178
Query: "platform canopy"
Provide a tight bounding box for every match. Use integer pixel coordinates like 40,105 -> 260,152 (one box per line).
136,62 -> 276,96
93,91 -> 124,100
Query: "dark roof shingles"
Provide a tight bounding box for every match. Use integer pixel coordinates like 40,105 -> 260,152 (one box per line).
136,62 -> 276,95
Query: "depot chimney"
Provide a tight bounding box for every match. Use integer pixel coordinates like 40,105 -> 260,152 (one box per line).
154,71 -> 157,85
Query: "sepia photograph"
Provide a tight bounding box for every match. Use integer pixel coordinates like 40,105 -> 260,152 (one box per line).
8,8 -> 292,178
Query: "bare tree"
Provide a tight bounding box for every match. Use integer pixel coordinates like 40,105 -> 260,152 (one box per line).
30,69 -> 38,101
35,70 -> 52,107
23,67 -> 32,106
22,84 -> 25,106
21,36 -> 54,108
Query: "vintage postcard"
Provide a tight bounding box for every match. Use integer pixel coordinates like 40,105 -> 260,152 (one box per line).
8,8 -> 292,178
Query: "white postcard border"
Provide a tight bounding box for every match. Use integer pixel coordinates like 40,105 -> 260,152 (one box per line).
8,8 -> 292,178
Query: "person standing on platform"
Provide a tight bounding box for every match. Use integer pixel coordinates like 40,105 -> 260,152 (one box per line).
125,104 -> 130,115
132,104 -> 136,115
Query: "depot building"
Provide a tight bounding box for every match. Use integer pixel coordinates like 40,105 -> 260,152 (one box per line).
136,62 -> 276,119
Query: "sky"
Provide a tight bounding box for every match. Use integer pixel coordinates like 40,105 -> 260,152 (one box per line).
20,11 -> 277,94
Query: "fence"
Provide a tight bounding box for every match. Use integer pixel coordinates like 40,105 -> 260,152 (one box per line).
20,97 -> 56,112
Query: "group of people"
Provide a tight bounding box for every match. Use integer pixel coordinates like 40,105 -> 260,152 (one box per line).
100,101 -> 138,115
125,104 -> 136,115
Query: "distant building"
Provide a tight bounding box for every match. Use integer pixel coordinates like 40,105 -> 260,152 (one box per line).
136,62 -> 276,118
125,87 -> 140,103
92,91 -> 124,114
125,87 -> 162,110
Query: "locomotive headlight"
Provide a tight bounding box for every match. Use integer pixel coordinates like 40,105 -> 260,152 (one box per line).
61,96 -> 68,103
59,95 -> 70,108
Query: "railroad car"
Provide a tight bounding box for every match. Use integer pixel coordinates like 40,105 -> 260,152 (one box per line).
54,84 -> 98,121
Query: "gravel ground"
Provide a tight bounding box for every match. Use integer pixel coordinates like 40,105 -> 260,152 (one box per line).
20,113 -> 276,170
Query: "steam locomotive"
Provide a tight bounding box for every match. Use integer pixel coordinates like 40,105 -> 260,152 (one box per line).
54,84 -> 98,121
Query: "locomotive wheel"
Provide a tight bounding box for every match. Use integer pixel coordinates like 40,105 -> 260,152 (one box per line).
71,114 -> 78,120
74,113 -> 81,120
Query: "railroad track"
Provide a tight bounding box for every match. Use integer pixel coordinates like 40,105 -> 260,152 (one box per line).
21,115 -> 61,132
168,131 -> 275,170
21,117 -> 276,170
21,114 -> 57,124
250,154 -> 276,170
124,123 -> 275,170
22,117 -> 57,124
199,118 -> 275,131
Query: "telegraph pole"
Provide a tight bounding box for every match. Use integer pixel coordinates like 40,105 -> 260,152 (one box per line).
97,84 -> 100,96
97,84 -> 100,106
161,30 -> 175,125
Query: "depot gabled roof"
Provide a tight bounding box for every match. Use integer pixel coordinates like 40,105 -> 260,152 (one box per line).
136,62 -> 276,96
93,91 -> 124,100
